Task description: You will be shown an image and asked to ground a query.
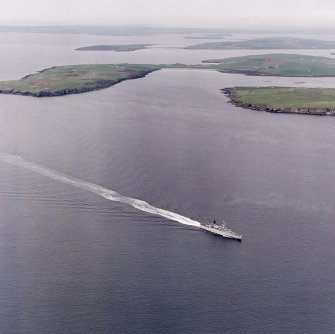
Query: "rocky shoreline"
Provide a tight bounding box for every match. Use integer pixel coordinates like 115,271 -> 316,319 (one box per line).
222,88 -> 335,116
0,69 -> 157,98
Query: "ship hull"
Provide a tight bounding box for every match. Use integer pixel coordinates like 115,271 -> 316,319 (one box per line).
200,225 -> 242,241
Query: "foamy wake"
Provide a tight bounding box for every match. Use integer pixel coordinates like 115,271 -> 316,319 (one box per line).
0,153 -> 200,227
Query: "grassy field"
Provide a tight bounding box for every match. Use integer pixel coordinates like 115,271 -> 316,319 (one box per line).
0,64 -> 159,97
225,87 -> 335,109
76,44 -> 154,52
186,37 -> 335,50
203,54 -> 335,77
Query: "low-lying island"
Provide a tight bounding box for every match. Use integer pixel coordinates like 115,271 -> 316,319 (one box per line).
223,87 -> 335,116
0,64 -> 160,97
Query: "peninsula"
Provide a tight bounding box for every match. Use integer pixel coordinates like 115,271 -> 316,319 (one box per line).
0,64 -> 160,97
202,54 -> 335,77
186,37 -> 335,50
223,87 -> 335,116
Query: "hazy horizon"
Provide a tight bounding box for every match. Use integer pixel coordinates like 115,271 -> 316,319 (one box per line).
1,0 -> 335,29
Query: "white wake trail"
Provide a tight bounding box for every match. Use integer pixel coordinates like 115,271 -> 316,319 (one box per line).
0,153 -> 200,227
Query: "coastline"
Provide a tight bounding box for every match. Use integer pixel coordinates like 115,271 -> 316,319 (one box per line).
0,69 -> 157,97
217,69 -> 335,77
222,88 -> 335,116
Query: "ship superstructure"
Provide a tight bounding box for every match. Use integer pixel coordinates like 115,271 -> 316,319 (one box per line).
200,221 -> 242,241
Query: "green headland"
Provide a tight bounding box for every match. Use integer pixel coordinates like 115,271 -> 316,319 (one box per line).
203,54 -> 335,77
0,64 -> 160,97
223,87 -> 335,115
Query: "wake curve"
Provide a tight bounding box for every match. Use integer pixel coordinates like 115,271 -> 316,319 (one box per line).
0,153 -> 200,227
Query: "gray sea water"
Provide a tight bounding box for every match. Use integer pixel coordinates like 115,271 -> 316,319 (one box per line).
0,32 -> 335,333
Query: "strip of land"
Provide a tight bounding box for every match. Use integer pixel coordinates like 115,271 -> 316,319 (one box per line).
186,37 -> 335,50
185,34 -> 230,39
76,44 -> 154,52
223,87 -> 335,116
1,54 -> 335,98
202,54 -> 335,77
0,64 -> 160,97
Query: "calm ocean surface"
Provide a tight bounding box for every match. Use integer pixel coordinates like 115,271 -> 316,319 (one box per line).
0,32 -> 335,333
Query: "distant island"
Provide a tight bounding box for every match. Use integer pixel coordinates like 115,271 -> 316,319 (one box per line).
223,87 -> 335,116
76,44 -> 154,52
185,37 -> 335,50
185,34 -> 230,39
0,64 -> 160,97
202,54 -> 335,77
